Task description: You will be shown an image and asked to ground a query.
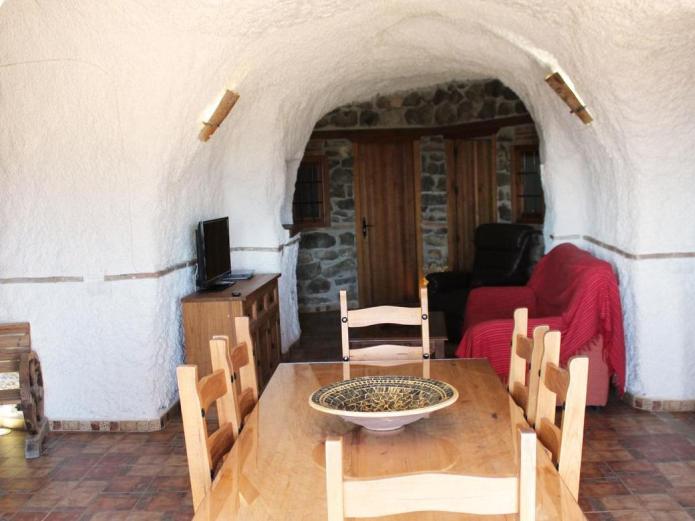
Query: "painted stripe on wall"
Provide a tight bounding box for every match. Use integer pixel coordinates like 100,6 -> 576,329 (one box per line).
0,236 -> 301,285
3,233 -> 690,285
551,234 -> 695,260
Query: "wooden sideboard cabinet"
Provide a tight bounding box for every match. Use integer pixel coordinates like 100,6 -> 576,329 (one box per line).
181,274 -> 281,392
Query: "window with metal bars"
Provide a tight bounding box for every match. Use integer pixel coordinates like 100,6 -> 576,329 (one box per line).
292,156 -> 330,230
512,145 -> 544,223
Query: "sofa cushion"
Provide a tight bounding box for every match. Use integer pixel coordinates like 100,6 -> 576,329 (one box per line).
471,223 -> 537,286
473,223 -> 535,250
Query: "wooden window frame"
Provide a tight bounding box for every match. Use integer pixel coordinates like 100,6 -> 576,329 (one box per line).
292,155 -> 331,231
511,145 -> 544,224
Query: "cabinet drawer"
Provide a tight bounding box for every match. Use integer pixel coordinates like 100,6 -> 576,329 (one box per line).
243,284 -> 279,323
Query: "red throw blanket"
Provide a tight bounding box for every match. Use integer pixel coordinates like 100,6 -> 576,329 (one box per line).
456,243 -> 626,393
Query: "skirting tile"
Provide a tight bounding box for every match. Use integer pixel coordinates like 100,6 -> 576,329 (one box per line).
623,392 -> 695,412
49,401 -> 180,432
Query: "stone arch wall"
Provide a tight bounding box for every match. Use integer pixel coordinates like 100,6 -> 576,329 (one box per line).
2,1 -> 695,422
296,79 -> 538,312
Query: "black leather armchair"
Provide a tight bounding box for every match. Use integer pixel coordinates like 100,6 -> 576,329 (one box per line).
426,223 -> 543,345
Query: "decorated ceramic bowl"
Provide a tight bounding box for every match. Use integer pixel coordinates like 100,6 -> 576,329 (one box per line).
309,375 -> 458,431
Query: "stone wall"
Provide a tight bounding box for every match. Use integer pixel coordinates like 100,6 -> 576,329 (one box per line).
316,80 -> 527,129
420,136 -> 448,273
496,127 -> 515,223
297,79 -> 536,312
297,139 -> 359,311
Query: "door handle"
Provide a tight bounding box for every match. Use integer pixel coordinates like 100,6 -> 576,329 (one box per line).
361,217 -> 374,238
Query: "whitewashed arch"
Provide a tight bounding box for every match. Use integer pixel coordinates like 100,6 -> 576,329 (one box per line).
1,0 -> 694,421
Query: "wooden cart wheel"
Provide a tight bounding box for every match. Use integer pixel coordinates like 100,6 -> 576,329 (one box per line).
19,352 -> 44,434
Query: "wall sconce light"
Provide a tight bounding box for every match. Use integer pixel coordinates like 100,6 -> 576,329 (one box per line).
199,90 -> 240,142
545,72 -> 593,124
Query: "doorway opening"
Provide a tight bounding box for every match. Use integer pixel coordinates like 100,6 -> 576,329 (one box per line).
289,79 -> 542,361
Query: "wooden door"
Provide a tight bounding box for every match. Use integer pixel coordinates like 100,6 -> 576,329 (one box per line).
446,137 -> 497,272
353,140 -> 420,307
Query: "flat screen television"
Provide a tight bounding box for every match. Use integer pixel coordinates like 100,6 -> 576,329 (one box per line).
195,217 -> 232,289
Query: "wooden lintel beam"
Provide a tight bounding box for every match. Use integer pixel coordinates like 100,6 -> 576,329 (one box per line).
310,115 -> 534,142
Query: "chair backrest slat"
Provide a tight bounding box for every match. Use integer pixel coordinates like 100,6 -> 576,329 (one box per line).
339,288 -> 430,362
206,423 -> 236,474
543,363 -> 569,403
347,344 -> 424,362
209,316 -> 259,439
508,308 -> 548,424
343,474 -> 519,517
536,417 -> 562,465
177,364 -> 237,511
347,305 -> 422,327
197,370 -> 230,412
534,330 -> 589,501
237,388 -> 257,422
325,428 -> 536,520
516,335 -> 534,361
229,342 -> 250,370
511,382 -> 530,413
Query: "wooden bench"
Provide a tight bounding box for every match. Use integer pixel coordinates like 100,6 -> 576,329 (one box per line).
0,323 -> 47,458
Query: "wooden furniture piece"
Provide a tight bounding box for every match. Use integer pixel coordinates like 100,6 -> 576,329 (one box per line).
182,274 -> 281,391
508,308 -> 549,425
209,317 -> 259,440
535,331 -> 590,501
191,359 -> 588,520
177,364 -> 237,511
339,287 -> 430,362
349,310 -> 447,359
325,427 -> 537,521
0,323 -> 47,459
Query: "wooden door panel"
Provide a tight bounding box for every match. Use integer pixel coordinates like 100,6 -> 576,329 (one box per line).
354,141 -> 419,307
447,138 -> 497,272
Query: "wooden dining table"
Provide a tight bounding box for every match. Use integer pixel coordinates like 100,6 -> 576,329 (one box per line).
191,359 -> 587,520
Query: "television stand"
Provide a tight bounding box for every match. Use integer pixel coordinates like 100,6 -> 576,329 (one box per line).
181,274 -> 281,392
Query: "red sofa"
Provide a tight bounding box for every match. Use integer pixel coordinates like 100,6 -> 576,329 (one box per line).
455,243 -> 625,406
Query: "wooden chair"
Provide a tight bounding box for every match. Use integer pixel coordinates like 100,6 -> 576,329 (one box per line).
176,364 -> 237,511
0,323 -> 47,458
339,288 -> 430,362
534,330 -> 589,500
508,308 -> 549,425
325,427 -> 537,521
209,316 -> 259,439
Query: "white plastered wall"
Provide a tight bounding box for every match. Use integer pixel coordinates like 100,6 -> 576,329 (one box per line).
1,0 -> 694,421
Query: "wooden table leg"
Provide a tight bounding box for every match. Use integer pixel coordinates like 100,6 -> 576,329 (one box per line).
432,339 -> 445,359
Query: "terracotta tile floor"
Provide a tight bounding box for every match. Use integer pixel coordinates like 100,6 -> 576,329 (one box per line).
0,424 -> 192,520
1,312 -> 694,520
